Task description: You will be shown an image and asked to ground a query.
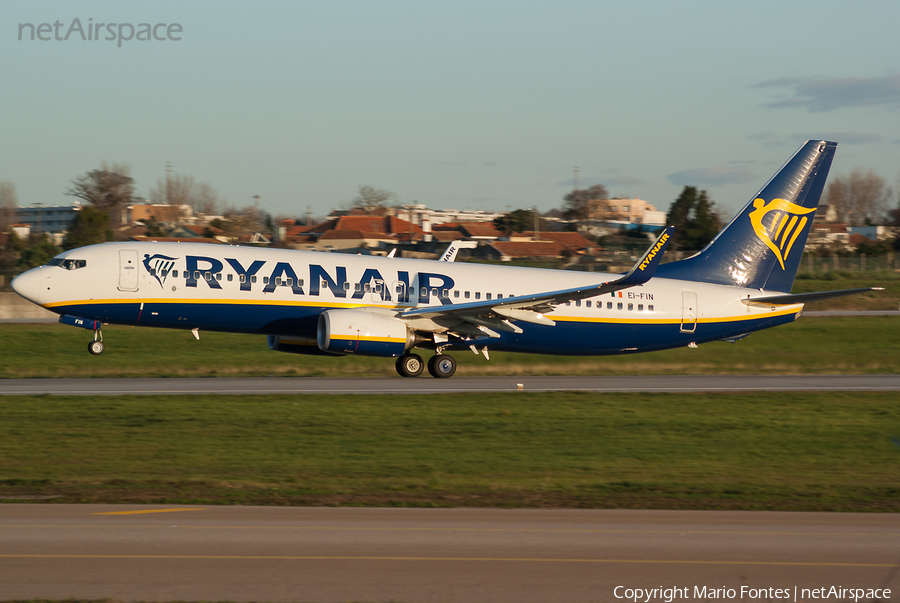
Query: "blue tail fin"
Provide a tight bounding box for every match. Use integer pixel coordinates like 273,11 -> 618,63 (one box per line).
656,140 -> 837,292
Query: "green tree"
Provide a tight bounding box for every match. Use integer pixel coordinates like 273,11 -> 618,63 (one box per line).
665,186 -> 722,251
18,234 -> 61,269
493,209 -> 549,234
64,206 -> 112,249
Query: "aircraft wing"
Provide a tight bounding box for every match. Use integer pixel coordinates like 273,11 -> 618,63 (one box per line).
400,227 -> 673,332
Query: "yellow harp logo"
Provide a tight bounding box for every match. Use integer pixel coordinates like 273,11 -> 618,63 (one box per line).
748,198 -> 816,270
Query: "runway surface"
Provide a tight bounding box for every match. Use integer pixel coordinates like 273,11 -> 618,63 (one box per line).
2,374 -> 900,395
2,504 -> 898,603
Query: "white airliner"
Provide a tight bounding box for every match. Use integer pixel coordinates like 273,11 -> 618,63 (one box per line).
12,141 -> 878,378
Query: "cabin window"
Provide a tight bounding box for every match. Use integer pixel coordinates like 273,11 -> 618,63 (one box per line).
263,276 -> 270,284
215,273 -> 222,281
194,271 -> 201,280
454,290 -> 460,298
275,277 -> 282,286
227,274 -> 233,282
421,287 -> 427,297
365,283 -> 371,292
475,292 -> 481,300
322,280 -> 328,289
575,300 -> 581,307
638,304 -> 643,311
566,301 -> 571,306
648,305 -> 654,312
204,272 -> 211,281
287,278 -> 293,286
298,279 -> 304,287
465,291 -> 471,299
149,269 -> 156,276
344,282 -> 352,291
431,287 -> 438,297
617,302 -> 623,310
586,300 -> 592,308
486,293 -> 492,300
251,275 -> 257,283
628,303 -> 633,311
396,284 -> 404,294
375,282 -> 382,293
239,274 -> 246,283
442,289 -> 448,298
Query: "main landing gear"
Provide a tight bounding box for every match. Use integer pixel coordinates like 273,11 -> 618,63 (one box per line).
87,329 -> 104,355
395,352 -> 457,378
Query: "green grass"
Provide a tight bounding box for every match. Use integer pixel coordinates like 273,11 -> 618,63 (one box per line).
1,392 -> 899,510
1,316 -> 899,378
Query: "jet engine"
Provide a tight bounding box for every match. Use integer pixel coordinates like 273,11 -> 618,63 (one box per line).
317,309 -> 415,356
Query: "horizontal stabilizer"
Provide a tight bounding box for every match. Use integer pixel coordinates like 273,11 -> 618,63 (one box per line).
744,287 -> 883,305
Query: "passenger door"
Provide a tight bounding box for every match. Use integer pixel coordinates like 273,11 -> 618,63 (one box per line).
118,249 -> 140,292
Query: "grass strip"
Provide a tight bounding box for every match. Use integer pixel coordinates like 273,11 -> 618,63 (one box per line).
1,316 -> 899,379
1,391 -> 898,511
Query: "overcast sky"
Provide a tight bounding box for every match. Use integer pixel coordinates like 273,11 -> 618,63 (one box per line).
3,0 -> 899,220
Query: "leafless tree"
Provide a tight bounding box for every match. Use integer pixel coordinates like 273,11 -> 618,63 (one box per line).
823,168 -> 892,226
350,185 -> 397,214
148,174 -> 222,216
66,162 -> 135,228
0,181 -> 18,232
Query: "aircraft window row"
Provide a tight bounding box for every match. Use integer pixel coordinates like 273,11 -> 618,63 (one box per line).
48,258 -> 87,270
563,299 -> 655,312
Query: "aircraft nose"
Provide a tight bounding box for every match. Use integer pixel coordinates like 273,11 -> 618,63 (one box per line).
11,268 -> 43,305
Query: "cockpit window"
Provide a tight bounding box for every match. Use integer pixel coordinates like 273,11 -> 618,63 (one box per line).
48,258 -> 86,270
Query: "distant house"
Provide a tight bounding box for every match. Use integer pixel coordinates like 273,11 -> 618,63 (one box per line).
434,222 -> 502,241
315,230 -> 398,252
484,241 -> 577,261
510,231 -> 593,253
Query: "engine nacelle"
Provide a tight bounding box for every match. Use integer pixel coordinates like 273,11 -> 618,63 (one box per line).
267,335 -> 346,356
317,309 -> 413,357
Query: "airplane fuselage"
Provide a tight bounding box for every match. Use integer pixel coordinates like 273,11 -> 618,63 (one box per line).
15,241 -> 802,356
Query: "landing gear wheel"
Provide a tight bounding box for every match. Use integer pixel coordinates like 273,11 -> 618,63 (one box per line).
88,340 -> 105,355
427,354 -> 456,379
396,353 -> 424,378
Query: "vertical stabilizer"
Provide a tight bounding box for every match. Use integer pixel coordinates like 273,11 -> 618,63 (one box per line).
656,140 -> 836,292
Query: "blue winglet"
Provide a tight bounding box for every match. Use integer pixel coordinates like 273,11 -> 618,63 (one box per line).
616,225 -> 674,287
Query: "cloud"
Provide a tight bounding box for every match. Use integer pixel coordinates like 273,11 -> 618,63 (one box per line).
667,166 -> 756,186
754,74 -> 900,112
749,132 -> 883,147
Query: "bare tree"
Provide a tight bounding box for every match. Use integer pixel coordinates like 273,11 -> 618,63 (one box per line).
148,174 -> 222,216
350,185 -> 397,214
66,162 -> 135,229
823,168 -> 892,226
0,181 -> 17,232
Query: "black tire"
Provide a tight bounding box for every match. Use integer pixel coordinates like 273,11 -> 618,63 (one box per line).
395,353 -> 424,377
88,340 -> 105,355
427,354 -> 456,379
